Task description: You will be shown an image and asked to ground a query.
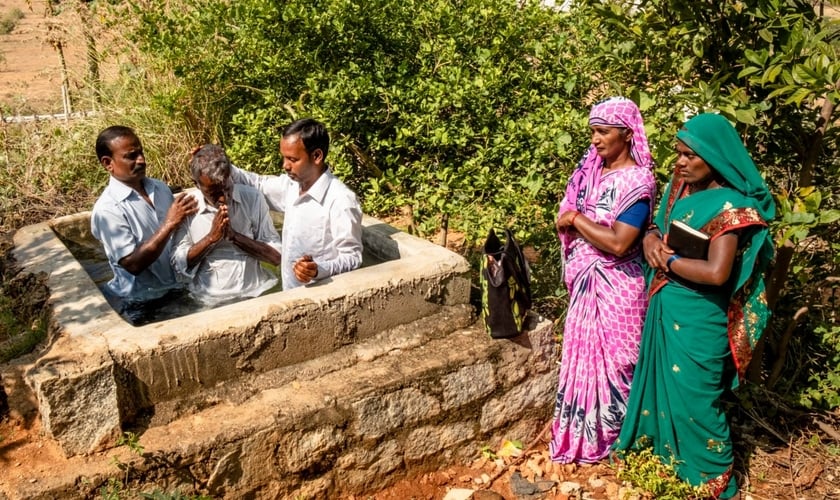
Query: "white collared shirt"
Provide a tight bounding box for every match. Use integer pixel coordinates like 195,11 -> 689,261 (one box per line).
91,176 -> 179,301
171,184 -> 282,304
231,166 -> 363,290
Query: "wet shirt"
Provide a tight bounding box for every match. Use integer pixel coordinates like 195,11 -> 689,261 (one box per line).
91,176 -> 179,301
231,166 -> 363,290
171,184 -> 281,304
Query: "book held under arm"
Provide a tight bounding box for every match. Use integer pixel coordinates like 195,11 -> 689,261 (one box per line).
667,220 -> 710,260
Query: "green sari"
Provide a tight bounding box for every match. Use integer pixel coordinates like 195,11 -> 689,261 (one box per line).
613,114 -> 775,499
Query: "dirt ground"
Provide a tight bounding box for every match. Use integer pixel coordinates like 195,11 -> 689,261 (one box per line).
2,1 -> 840,499
0,0 -> 92,115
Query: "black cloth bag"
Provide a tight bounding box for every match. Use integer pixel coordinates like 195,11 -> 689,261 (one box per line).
480,228 -> 532,339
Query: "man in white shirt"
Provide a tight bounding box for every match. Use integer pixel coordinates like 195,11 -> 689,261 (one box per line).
231,118 -> 363,290
172,145 -> 282,304
91,126 -> 198,320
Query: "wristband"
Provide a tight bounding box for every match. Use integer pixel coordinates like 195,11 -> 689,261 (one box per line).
666,254 -> 680,271
570,211 -> 581,227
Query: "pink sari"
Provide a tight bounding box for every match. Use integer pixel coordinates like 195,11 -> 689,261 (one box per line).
550,97 -> 656,463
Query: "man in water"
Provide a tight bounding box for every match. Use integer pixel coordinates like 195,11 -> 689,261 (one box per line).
171,145 -> 282,304
232,118 -> 363,289
91,125 -> 198,323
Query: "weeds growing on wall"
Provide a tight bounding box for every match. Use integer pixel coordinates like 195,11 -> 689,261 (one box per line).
0,294 -> 48,364
97,432 -> 212,500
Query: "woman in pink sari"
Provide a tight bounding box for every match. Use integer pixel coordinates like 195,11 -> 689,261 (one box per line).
550,97 -> 656,463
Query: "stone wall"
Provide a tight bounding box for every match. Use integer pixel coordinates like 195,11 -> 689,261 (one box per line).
6,317 -> 558,499
4,213 -> 559,499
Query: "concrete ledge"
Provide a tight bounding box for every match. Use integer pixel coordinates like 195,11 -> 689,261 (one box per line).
12,214 -> 472,456
2,318 -> 556,499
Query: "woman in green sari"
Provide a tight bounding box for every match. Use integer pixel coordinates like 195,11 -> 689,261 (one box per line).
612,113 -> 775,499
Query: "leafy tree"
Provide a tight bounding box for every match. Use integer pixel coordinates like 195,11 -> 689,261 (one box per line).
119,0 -> 840,407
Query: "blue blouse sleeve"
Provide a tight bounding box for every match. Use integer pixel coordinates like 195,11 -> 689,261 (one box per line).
616,200 -> 650,229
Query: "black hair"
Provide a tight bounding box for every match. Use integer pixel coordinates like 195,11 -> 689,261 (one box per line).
282,118 -> 329,158
95,125 -> 138,161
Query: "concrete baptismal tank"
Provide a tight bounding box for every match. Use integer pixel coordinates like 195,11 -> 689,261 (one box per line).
1,211 -> 556,499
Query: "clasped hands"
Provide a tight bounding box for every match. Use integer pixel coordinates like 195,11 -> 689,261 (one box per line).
643,231 -> 675,272
207,204 -> 233,243
206,202 -> 318,284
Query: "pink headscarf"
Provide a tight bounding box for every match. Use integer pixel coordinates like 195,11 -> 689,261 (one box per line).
558,97 -> 655,245
587,96 -> 653,169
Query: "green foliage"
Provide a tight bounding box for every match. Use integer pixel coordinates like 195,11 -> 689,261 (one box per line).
480,445 -> 498,460
775,186 -> 840,245
124,0 -> 593,246
615,447 -> 709,499
0,7 -> 24,35
99,477 -> 125,500
116,431 -> 144,456
797,323 -> 840,409
121,0 -> 642,301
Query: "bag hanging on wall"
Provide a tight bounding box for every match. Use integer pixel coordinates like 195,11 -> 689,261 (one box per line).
480,228 -> 532,339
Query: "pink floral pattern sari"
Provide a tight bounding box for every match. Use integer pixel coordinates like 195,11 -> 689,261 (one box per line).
550,97 -> 656,463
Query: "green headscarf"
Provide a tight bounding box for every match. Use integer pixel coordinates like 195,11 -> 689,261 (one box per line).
676,113 -> 775,222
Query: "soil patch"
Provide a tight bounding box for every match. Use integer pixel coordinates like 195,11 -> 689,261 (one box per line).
0,0 -> 96,115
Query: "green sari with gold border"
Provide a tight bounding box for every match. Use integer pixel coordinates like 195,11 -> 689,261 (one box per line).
612,113 -> 775,499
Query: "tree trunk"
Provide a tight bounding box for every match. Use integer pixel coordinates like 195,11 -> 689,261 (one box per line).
798,84 -> 837,188
45,1 -> 72,114
767,306 -> 809,389
765,83 -> 838,307
761,81 -> 838,385
77,1 -> 101,103
0,374 -> 8,420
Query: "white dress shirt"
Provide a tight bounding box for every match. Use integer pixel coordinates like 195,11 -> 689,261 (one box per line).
231,166 -> 363,290
91,176 -> 179,301
172,184 -> 282,304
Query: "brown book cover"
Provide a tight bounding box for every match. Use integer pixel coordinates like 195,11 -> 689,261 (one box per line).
667,220 -> 710,260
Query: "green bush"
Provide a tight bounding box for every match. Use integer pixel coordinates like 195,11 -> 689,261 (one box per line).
797,324 -> 840,409
615,447 -> 709,499
123,0 -> 625,298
